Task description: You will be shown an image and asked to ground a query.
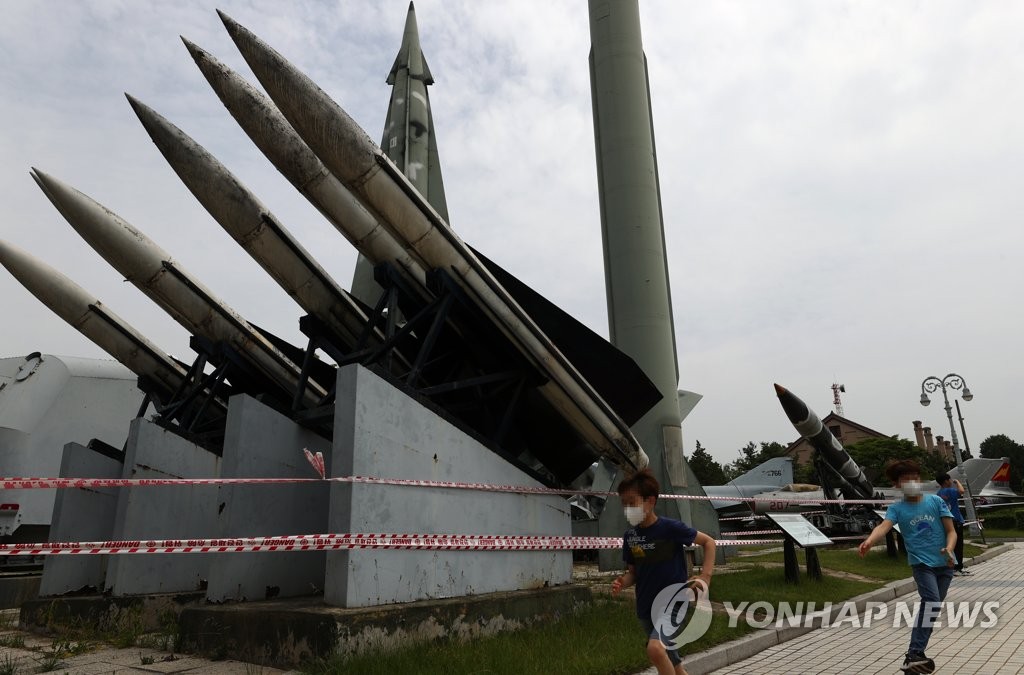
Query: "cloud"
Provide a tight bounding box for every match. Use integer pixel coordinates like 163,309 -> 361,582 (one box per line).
1,1 -> 1021,469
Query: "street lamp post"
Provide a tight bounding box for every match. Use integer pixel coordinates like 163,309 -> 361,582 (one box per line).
920,374 -> 980,536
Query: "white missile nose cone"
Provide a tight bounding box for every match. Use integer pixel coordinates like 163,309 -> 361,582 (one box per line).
30,168 -> 75,212
0,239 -> 22,275
125,94 -> 164,135
181,36 -> 209,64
217,9 -> 245,40
0,239 -> 35,278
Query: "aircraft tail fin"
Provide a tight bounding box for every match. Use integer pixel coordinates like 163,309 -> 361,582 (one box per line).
987,459 -> 1012,490
947,457 -> 1006,495
729,457 -> 793,488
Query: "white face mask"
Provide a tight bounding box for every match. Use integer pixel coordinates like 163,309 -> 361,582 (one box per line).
624,505 -> 646,526
902,480 -> 924,498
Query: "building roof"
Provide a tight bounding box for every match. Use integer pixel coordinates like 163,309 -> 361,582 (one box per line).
784,412 -> 890,454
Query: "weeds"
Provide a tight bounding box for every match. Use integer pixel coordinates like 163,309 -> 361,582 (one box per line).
32,650 -> 62,673
0,634 -> 25,649
0,653 -> 17,675
137,609 -> 178,652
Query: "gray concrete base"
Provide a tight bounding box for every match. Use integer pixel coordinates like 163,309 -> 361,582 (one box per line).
325,365 -> 572,608
39,442 -> 122,596
206,395 -> 331,603
0,574 -> 40,610
105,419 -> 220,596
20,592 -> 204,633
680,544 -> 1014,675
178,584 -> 592,668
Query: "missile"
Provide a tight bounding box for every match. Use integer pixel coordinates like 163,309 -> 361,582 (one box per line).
124,94 -> 372,350
349,2 -> 451,305
30,169 -> 326,407
219,13 -> 648,471
179,38 -> 429,294
0,238 -> 190,400
774,383 -> 874,500
382,1 -> 447,216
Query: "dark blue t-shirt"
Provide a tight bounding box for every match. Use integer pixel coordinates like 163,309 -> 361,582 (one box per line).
936,487 -> 964,524
623,517 -> 698,619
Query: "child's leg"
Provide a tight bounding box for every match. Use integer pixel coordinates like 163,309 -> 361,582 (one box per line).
646,638 -> 684,675
937,566 -> 955,601
909,565 -> 942,655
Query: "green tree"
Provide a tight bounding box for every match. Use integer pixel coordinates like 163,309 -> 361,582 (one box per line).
792,461 -> 817,485
979,434 -> 1024,492
686,441 -> 728,485
842,436 -> 947,487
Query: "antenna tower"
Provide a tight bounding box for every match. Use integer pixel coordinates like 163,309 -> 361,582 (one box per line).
832,382 -> 846,416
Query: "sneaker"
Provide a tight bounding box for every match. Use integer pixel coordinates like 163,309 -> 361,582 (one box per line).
901,652 -> 935,673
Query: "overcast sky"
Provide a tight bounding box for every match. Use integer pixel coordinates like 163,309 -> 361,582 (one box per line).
1,1 -> 1021,469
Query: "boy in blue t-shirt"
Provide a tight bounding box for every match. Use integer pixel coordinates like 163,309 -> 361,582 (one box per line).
936,472 -> 968,575
860,460 -> 956,674
611,469 -> 716,675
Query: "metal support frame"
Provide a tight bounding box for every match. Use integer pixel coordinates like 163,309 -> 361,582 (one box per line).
293,261 -> 548,482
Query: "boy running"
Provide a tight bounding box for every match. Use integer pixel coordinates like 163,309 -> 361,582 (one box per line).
859,459 -> 956,674
611,469 -> 716,675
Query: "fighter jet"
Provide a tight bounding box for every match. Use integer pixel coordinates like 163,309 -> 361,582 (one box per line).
974,460 -> 1022,507
703,457 -> 795,511
749,457 -> 1010,515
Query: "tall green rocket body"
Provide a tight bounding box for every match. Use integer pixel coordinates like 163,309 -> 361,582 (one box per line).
351,2 -> 449,306
588,0 -> 719,567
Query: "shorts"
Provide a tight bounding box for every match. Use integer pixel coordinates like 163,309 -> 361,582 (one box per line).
640,617 -> 683,665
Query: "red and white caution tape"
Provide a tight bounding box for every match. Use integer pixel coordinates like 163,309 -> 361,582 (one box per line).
303,449 -> 326,479
0,533 -> 784,556
0,475 -> 896,506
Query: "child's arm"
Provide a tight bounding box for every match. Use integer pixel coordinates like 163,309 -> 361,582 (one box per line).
691,531 -> 716,586
940,516 -> 957,566
612,564 -> 636,596
858,519 -> 894,557
953,479 -> 965,496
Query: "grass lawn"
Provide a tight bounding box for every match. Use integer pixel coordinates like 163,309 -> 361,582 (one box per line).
307,557 -> 907,675
710,564 -> 878,604
736,544 -> 986,581
307,596 -> 755,675
977,530 -> 1024,539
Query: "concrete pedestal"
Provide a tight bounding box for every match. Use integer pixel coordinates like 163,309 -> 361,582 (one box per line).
206,395 -> 332,602
39,442 -> 123,596
325,365 -> 572,608
105,419 -> 220,596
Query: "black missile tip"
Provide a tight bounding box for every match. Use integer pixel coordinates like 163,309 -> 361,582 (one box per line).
774,383 -> 787,395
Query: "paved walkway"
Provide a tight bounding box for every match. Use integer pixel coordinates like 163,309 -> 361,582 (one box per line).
706,543 -> 1022,674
